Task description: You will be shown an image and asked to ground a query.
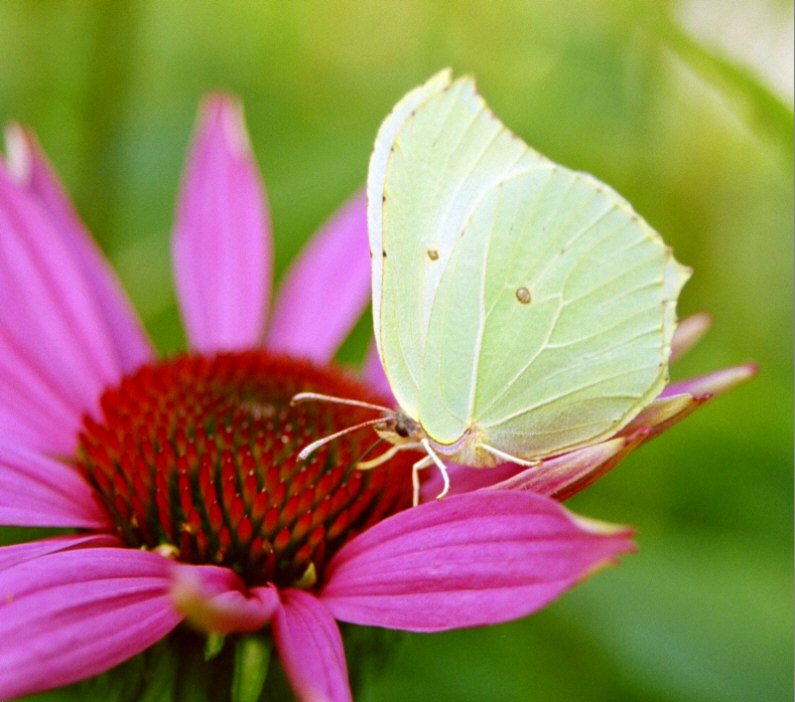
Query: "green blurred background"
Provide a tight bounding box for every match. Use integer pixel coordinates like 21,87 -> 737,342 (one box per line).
1,1 -> 791,700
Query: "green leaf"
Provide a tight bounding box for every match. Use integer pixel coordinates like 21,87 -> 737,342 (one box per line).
232,634 -> 273,702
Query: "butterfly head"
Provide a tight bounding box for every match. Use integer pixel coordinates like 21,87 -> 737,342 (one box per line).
374,410 -> 425,448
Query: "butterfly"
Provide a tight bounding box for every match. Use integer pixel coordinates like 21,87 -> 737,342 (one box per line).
294,70 -> 690,505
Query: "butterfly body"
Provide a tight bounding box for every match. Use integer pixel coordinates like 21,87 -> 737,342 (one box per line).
374,412 -> 500,467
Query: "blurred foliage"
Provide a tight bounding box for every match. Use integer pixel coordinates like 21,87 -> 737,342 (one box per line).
0,1 -> 791,700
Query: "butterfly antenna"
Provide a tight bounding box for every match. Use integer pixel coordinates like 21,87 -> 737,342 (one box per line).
353,435 -> 386,464
291,392 -> 393,414
297,417 -> 386,462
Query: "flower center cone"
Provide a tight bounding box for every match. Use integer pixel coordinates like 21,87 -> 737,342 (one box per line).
77,351 -> 414,588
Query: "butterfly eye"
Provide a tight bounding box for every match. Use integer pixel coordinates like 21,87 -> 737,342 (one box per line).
395,421 -> 410,438
515,287 -> 532,304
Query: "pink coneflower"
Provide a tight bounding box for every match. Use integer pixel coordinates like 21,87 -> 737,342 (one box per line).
0,95 -> 752,702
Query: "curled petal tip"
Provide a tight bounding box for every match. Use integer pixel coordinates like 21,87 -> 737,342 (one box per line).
742,361 -> 760,377
569,512 -> 636,540
623,427 -> 652,445
671,311 -> 713,361
2,122 -> 34,183
198,92 -> 251,157
170,565 -> 276,634
663,363 -> 757,399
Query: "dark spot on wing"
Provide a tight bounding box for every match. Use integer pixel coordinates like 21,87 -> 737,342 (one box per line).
382,250 -> 387,258
515,287 -> 532,304
427,249 -> 439,261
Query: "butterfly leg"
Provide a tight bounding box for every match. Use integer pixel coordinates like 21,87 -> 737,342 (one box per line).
410,454 -> 433,507
420,438 -> 451,502
479,443 -> 542,467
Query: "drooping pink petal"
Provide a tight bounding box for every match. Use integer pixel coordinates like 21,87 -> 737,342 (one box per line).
0,442 -> 109,528
670,312 -> 712,362
4,125 -> 154,374
320,490 -> 634,632
618,392 -> 706,441
0,164 -> 133,429
484,437 -> 631,500
661,363 -> 757,398
362,341 -> 394,402
0,534 -> 121,572
267,190 -> 369,362
420,409 -> 688,504
432,400 -> 707,503
173,94 -> 272,353
0,547 -> 181,700
424,365 -> 755,503
170,563 -> 278,634
273,589 -> 352,702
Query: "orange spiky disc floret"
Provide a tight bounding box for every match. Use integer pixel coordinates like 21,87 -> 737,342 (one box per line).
77,352 -> 414,588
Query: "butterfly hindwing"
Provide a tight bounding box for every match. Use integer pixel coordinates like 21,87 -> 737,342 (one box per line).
419,167 -> 689,457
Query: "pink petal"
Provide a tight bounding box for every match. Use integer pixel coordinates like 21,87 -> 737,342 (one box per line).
485,437 -> 631,500
170,563 -> 278,634
420,416 -> 678,505
419,461 -> 518,502
362,341 -> 395,401
4,125 -> 154,374
0,547 -> 181,699
670,312 -> 712,362
267,190 -> 369,362
273,589 -> 352,702
320,490 -> 634,632
0,534 -> 121,572
661,363 -> 757,398
0,333 -> 79,452
425,366 -> 754,503
0,442 -> 109,528
173,94 -> 272,353
0,164 -> 133,433
418,441 -> 630,503
619,392 -> 706,440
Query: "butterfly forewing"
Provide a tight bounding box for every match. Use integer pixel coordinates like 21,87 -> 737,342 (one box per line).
368,69 -> 453,364
369,71 -> 546,417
